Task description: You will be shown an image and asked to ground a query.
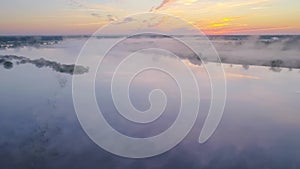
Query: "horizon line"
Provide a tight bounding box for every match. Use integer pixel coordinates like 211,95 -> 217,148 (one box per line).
0,34 -> 300,37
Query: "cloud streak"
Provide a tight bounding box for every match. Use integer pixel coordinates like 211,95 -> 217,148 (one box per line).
67,0 -> 119,22
154,0 -> 176,10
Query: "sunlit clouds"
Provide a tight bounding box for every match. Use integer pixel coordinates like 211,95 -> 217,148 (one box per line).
0,0 -> 299,35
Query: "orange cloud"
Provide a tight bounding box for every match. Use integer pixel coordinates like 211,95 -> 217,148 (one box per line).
210,23 -> 229,28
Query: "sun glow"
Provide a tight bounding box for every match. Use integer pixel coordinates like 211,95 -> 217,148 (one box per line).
0,0 -> 299,35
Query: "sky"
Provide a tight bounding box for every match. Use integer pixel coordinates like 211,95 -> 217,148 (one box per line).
0,0 -> 300,35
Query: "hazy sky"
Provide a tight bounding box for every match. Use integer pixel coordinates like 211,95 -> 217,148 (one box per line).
0,0 -> 299,35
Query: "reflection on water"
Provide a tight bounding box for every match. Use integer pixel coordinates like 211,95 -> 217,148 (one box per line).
0,37 -> 299,168
0,55 -> 88,75
0,60 -> 299,169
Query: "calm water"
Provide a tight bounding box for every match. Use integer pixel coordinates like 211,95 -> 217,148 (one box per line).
0,37 -> 299,169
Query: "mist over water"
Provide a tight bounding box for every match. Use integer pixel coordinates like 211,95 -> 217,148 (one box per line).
0,36 -> 299,168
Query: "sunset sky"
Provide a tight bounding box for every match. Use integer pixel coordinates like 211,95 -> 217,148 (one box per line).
1,0 -> 300,35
